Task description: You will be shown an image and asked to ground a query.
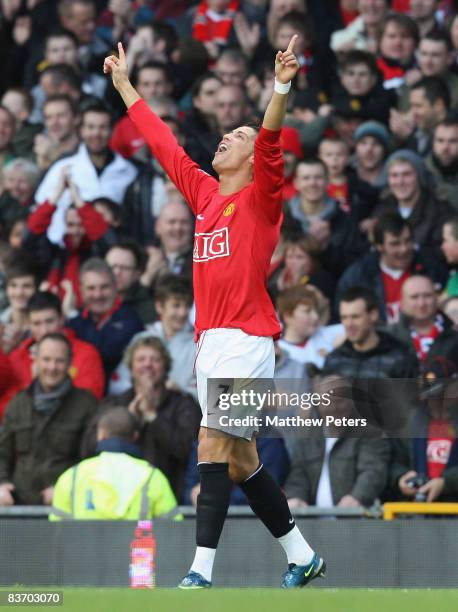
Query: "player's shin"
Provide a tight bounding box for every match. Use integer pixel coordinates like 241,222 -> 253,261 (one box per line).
190,462 -> 232,582
239,463 -> 314,565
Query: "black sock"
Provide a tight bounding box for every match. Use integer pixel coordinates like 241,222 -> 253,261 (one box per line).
196,462 -> 232,548
239,464 -> 294,538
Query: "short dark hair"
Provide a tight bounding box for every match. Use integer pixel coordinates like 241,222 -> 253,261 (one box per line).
40,63 -> 82,92
373,213 -> 412,246
191,72 -> 223,99
135,61 -> 169,85
91,197 -> 122,225
27,291 -> 62,316
80,99 -> 112,123
37,331 -> 72,361
154,274 -> 193,306
434,115 -> 458,133
443,216 -> 458,240
43,93 -> 77,116
411,76 -> 451,109
107,240 -> 146,273
277,10 -> 313,44
98,407 -> 140,442
44,26 -> 78,48
422,28 -> 453,51
4,254 -> 39,286
382,13 -> 419,45
339,286 -> 379,312
339,50 -> 379,76
296,157 -> 328,176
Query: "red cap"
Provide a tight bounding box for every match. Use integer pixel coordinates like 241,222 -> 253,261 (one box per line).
281,126 -> 303,159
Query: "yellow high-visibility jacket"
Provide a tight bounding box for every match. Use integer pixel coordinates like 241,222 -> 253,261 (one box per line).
49,452 -> 182,521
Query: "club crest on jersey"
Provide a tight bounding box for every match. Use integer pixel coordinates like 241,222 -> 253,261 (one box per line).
223,203 -> 235,216
193,227 -> 230,262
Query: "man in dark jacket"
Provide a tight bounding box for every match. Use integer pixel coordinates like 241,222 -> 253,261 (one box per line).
372,149 -> 453,254
337,213 -> 448,323
389,357 -> 458,502
66,257 -> 143,383
285,157 -> 367,278
387,275 -> 458,367
0,333 -> 97,506
324,286 -> 419,380
286,374 -> 390,508
82,335 -> 200,499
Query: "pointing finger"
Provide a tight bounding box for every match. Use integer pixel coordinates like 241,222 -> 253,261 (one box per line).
118,42 -> 125,60
286,34 -> 298,53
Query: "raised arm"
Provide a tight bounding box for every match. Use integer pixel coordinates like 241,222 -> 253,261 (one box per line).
262,35 -> 300,131
103,43 -> 217,214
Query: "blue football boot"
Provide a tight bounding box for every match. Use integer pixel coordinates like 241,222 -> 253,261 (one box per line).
178,571 -> 212,589
281,552 -> 326,588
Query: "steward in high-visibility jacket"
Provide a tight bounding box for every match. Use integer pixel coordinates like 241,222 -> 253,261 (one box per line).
50,438 -> 182,521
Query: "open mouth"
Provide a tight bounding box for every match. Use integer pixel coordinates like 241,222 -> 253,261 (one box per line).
216,142 -> 229,154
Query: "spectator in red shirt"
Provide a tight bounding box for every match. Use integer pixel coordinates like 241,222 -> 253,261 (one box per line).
23,168 -> 117,307
4,291 -> 105,416
193,0 -> 239,61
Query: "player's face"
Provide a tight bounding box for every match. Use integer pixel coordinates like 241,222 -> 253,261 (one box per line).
131,346 -> 166,385
433,125 -> 458,167
339,299 -> 377,344
156,297 -> 190,334
80,111 -> 111,155
401,278 -> 437,322
441,224 -> 458,263
355,136 -> 385,171
80,271 -> 116,317
212,126 -> 256,173
285,303 -> 320,340
378,227 -> 414,270
294,163 -> 327,203
36,339 -> 70,391
29,309 -> 63,341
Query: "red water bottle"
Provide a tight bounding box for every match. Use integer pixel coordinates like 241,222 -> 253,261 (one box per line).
129,520 -> 156,588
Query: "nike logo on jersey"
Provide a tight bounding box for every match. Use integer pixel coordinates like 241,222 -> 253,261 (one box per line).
193,227 -> 230,262
197,214 -> 204,220
289,518 -> 294,524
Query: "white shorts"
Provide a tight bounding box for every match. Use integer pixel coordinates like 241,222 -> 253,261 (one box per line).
195,328 -> 275,439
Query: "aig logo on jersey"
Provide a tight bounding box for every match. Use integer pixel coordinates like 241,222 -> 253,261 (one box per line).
223,203 -> 235,216
193,227 -> 230,262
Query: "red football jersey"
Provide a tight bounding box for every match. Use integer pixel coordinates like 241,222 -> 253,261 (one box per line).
128,99 -> 283,341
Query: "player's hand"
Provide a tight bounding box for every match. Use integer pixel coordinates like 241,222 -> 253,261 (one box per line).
275,35 -> 300,84
103,42 -> 129,90
418,477 -> 445,502
398,470 -> 418,497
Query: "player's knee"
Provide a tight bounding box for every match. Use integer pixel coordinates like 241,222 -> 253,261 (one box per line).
228,456 -> 257,483
198,434 -> 233,463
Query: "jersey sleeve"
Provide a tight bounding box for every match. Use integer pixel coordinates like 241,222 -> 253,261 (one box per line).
252,127 -> 284,225
128,99 -> 218,215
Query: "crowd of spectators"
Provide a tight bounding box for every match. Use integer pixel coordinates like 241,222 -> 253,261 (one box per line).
1,0 -> 458,517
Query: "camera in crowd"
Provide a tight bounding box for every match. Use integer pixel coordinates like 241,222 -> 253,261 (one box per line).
406,474 -> 429,502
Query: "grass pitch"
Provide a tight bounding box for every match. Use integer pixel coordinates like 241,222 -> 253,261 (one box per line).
3,588 -> 458,612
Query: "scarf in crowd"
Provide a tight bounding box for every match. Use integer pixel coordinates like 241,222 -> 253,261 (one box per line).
410,315 -> 445,362
32,376 -> 73,413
